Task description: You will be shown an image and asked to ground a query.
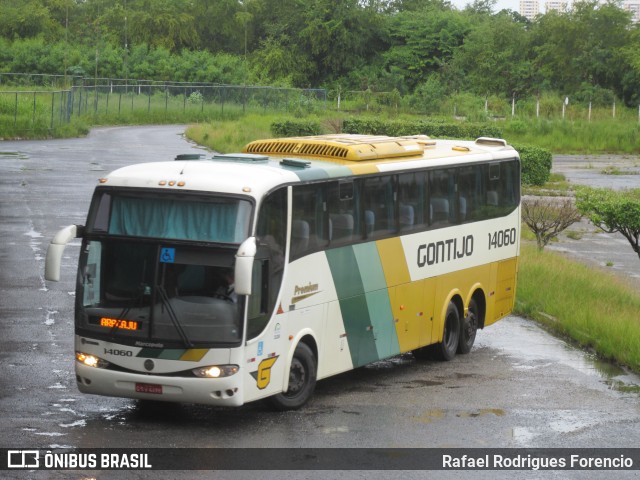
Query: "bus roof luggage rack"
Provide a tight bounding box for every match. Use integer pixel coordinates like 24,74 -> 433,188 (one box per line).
280,158 -> 311,168
175,154 -> 206,161
475,137 -> 508,147
211,153 -> 269,163
243,134 -> 425,162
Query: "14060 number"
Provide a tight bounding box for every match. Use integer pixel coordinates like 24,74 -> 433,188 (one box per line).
488,228 -> 517,250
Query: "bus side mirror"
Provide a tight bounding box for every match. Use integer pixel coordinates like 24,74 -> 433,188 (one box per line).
45,225 -> 83,282
235,236 -> 256,296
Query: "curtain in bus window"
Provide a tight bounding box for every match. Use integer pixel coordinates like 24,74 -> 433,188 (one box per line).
108,196 -> 250,243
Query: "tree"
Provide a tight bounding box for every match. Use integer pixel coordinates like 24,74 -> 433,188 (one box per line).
521,197 -> 582,251
384,5 -> 470,91
450,12 -> 533,97
575,188 -> 640,261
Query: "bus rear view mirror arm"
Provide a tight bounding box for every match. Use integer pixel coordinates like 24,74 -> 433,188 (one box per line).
45,224 -> 84,282
235,236 -> 256,296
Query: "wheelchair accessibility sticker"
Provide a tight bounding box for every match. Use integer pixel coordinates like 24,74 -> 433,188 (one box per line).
160,248 -> 175,263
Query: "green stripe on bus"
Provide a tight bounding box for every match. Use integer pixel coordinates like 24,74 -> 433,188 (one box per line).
292,165 -> 353,181
137,348 -> 186,360
353,243 -> 401,359
364,289 -> 400,360
326,246 -> 365,299
326,245 -> 379,367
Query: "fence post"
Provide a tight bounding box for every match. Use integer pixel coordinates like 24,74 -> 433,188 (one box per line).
14,92 -> 17,127
50,92 -> 55,130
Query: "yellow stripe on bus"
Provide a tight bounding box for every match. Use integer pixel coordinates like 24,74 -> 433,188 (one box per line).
376,237 -> 411,286
179,349 -> 209,362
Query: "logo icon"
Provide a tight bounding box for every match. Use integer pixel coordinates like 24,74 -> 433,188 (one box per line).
7,450 -> 39,469
250,356 -> 279,390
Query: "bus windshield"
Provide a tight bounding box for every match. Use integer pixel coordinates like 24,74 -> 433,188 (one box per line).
88,189 -> 252,244
75,190 -> 253,347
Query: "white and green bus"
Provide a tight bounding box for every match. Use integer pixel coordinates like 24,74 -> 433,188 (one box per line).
45,134 -> 520,410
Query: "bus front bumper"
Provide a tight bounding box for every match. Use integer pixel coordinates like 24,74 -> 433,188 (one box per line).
75,362 -> 245,406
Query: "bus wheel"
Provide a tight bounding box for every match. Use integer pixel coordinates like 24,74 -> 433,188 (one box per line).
435,302 -> 460,361
458,298 -> 479,354
268,342 -> 317,411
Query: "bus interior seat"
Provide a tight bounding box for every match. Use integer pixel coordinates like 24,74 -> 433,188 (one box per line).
329,213 -> 354,242
459,196 -> 467,221
364,210 -> 375,235
430,197 -> 449,223
291,219 -> 310,257
399,204 -> 414,229
487,191 -> 499,206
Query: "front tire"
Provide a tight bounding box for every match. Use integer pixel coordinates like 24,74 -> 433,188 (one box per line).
268,342 -> 317,411
434,302 -> 460,361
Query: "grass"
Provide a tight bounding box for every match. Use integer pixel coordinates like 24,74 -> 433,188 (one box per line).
522,172 -> 572,196
515,243 -> 640,372
502,118 -> 640,154
185,114 -> 276,153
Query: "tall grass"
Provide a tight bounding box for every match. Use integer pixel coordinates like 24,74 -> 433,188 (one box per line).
502,118 -> 640,153
515,243 -> 640,371
185,114 -> 277,153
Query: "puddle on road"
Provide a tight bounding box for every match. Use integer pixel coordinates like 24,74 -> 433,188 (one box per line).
0,151 -> 29,160
478,316 -> 640,394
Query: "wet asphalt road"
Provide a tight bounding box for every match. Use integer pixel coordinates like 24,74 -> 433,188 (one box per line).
1,126 -> 640,480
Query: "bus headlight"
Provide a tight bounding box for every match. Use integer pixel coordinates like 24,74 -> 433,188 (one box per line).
192,365 -> 239,378
76,351 -> 110,369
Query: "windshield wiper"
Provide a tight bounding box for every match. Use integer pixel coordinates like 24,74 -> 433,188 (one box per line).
156,286 -> 193,348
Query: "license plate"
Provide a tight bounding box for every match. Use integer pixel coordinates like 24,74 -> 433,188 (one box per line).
135,383 -> 163,395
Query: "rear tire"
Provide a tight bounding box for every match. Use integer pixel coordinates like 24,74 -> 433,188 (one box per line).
268,342 -> 317,411
434,302 -> 460,361
458,298 -> 479,354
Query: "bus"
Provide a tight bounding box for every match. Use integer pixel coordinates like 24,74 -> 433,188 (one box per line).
45,134 -> 520,410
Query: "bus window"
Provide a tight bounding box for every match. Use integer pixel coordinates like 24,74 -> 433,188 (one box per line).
457,165 -> 482,222
292,184 -> 329,259
328,180 -> 362,245
250,187 -> 287,339
483,160 -> 519,218
429,169 -> 455,227
362,175 -> 396,238
398,171 -> 427,232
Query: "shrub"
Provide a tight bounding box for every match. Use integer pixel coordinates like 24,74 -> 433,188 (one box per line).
341,118 -> 502,139
270,119 -> 323,137
513,144 -> 553,186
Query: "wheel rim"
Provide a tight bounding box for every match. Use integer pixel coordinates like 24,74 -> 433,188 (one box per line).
465,310 -> 477,341
285,358 -> 307,397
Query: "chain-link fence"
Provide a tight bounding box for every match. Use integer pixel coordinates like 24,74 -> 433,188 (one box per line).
0,90 -> 74,136
0,75 -> 327,136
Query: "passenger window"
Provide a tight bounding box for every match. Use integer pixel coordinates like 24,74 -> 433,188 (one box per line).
362,176 -> 395,238
429,169 -> 455,227
457,166 -> 482,222
398,172 -> 426,232
328,180 -> 362,245
292,184 -> 329,259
